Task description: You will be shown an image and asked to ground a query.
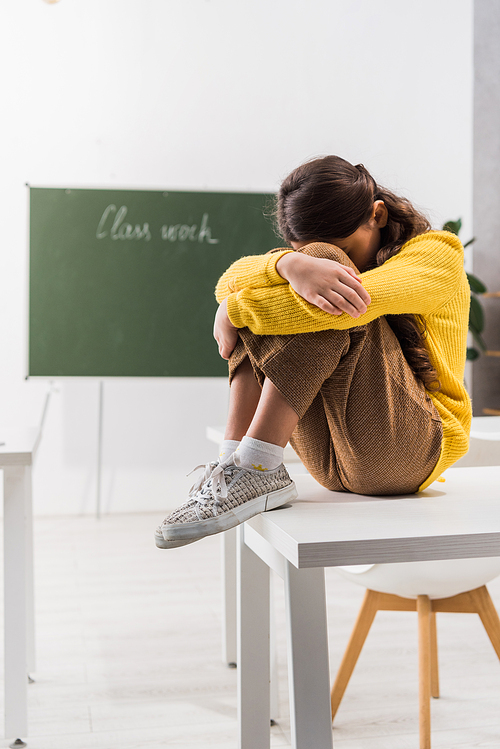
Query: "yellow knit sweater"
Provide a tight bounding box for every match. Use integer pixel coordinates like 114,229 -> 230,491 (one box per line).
215,230 -> 472,491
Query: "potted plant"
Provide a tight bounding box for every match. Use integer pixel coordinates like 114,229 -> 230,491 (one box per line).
443,219 -> 487,360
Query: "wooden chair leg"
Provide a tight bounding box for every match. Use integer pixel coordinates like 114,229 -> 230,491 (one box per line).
430,611 -> 439,699
331,589 -> 379,721
417,595 -> 432,749
471,585 -> 500,660
331,583 -> 498,748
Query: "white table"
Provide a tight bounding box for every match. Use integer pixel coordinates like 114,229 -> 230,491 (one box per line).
208,418 -> 500,666
238,467 -> 500,749
0,428 -> 40,745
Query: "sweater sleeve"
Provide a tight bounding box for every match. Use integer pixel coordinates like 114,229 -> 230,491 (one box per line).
224,231 -> 466,335
215,249 -> 292,302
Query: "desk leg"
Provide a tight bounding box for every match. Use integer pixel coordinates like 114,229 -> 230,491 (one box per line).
237,525 -> 270,749
284,563 -> 333,749
4,466 -> 29,740
270,574 -> 279,722
25,468 -> 35,676
221,528 -> 237,666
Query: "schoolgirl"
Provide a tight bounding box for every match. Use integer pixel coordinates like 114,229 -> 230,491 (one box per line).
156,155 -> 471,548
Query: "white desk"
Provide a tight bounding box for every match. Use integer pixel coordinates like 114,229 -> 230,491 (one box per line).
238,467 -> 500,749
208,418 -> 500,665
0,428 -> 40,744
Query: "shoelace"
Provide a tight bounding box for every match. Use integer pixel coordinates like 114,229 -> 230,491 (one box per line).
195,460 -> 240,510
187,461 -> 218,498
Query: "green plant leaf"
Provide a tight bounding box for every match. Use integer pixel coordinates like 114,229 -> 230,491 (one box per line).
467,272 -> 487,294
467,347 -> 480,360
470,328 -> 487,351
469,295 -> 485,333
443,219 -> 462,235
442,218 -> 488,362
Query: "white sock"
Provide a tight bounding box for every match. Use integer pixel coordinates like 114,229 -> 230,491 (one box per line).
236,435 -> 283,472
219,439 -> 240,462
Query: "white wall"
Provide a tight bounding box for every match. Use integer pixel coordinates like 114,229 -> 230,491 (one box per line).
0,0 -> 473,515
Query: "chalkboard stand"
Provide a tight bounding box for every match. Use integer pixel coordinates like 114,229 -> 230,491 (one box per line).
96,381 -> 104,519
34,381 -> 104,519
39,382 -> 56,435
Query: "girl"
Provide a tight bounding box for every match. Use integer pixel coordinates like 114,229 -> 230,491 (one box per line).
156,155 -> 471,549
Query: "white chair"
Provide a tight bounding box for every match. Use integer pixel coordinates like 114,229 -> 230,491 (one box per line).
331,415 -> 500,749
332,560 -> 500,707
455,415 -> 500,466
332,509 -> 500,749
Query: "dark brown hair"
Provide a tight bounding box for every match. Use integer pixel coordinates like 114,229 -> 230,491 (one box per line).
276,155 -> 440,392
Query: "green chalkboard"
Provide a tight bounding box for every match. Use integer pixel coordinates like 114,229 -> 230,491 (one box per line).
29,187 -> 281,377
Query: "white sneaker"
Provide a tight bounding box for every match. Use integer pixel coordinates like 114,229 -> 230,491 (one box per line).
155,454 -> 297,549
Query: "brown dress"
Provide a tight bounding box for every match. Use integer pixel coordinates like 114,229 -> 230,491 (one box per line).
228,244 -> 442,496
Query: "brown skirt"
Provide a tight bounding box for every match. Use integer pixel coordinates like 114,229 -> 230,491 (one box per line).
228,245 -> 442,496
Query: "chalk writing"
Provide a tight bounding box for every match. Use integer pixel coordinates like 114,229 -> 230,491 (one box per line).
161,224 -> 198,242
96,205 -> 152,241
96,205 -> 220,245
160,213 -> 219,244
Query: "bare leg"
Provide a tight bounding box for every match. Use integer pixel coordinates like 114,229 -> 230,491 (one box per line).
247,378 -> 299,447
224,357 -> 263,441
225,355 -> 299,449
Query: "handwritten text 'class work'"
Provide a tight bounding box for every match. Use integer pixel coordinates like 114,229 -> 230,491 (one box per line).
96,205 -> 220,244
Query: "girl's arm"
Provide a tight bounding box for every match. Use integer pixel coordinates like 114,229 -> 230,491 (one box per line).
216,249 -> 370,318
220,231 -> 465,336
215,250 -> 291,300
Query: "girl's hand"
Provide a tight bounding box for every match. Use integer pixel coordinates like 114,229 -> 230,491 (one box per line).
276,252 -> 371,317
214,298 -> 239,359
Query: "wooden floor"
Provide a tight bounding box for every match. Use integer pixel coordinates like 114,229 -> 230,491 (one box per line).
1,512 -> 499,748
